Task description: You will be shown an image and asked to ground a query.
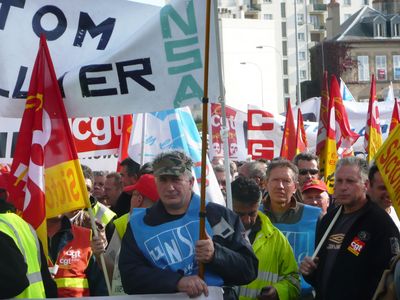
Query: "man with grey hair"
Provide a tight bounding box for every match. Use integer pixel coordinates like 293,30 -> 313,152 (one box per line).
300,157 -> 400,300
262,159 -> 321,298
119,151 -> 258,299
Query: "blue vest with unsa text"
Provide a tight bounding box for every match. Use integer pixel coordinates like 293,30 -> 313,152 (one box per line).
274,204 -> 321,295
130,194 -> 224,286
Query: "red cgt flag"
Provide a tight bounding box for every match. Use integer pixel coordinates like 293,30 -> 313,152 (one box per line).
316,71 -> 329,157
389,99 -> 400,135
280,99 -> 296,160
364,74 -> 382,162
295,108 -> 308,154
117,114 -> 133,171
8,35 -> 90,252
331,76 -> 360,156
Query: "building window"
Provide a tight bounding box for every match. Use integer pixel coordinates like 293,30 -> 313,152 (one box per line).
363,0 -> 369,4
282,41 -> 287,56
283,59 -> 288,75
376,55 -> 387,80
299,51 -> 306,60
298,32 -> 305,41
300,70 -> 307,80
310,15 -> 319,28
263,14 -> 273,20
344,14 -> 351,21
393,55 -> 400,80
358,55 -> 369,81
393,23 -> 400,37
281,3 -> 286,18
284,79 -> 289,94
281,22 -> 287,38
297,14 -> 304,25
264,0 -> 272,3
375,23 -> 384,37
343,0 -> 351,5
297,0 -> 304,3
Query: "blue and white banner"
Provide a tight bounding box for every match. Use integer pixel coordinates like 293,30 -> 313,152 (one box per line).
128,106 -> 225,206
0,0 -> 221,118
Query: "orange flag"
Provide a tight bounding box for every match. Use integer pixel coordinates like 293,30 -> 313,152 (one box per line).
321,75 -> 339,194
316,71 -> 329,157
8,36 -> 90,252
331,76 -> 360,156
389,99 -> 400,135
117,114 -> 133,171
364,74 -> 382,162
295,108 -> 308,154
280,99 -> 296,160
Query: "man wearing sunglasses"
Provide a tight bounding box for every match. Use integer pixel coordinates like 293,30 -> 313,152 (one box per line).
293,153 -> 320,190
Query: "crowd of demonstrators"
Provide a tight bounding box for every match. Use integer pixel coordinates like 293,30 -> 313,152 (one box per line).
300,157 -> 400,300
119,151 -> 258,299
3,149 -> 400,300
261,159 -> 321,299
232,177 -> 300,300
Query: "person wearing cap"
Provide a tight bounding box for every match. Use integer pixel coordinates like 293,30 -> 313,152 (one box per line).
119,150 -> 258,299
301,179 -> 330,215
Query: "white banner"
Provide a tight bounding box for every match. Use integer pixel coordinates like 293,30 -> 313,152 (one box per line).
0,0 -> 221,118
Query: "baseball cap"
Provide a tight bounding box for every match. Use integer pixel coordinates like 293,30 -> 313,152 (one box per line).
302,178 -> 328,193
152,151 -> 193,177
123,174 -> 159,202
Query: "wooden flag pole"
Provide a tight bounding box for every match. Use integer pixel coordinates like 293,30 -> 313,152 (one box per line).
199,0 -> 212,280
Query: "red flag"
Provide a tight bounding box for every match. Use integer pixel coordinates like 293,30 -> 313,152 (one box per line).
364,74 -> 382,162
280,100 -> 296,160
316,71 -> 329,156
331,76 -> 360,156
295,108 -> 308,153
321,75 -> 339,194
8,36 -> 89,252
389,99 -> 400,134
117,114 -> 133,171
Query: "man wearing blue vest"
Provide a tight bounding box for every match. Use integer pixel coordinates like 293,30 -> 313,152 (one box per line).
262,159 -> 321,299
119,150 -> 258,299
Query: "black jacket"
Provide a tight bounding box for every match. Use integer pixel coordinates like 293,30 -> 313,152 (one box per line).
119,196 -> 258,296
304,199 -> 400,300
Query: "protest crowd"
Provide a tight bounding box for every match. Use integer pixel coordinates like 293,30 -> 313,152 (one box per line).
1,1 -> 400,300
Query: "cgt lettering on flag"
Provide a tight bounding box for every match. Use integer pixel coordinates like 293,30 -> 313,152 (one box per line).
160,0 -> 203,108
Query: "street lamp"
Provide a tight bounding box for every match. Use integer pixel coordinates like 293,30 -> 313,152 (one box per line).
256,45 -> 283,60
240,62 -> 264,108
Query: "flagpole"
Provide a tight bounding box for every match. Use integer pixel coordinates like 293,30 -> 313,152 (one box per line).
199,0 -> 212,280
213,1 -> 233,210
140,113 -> 147,165
87,207 -> 112,295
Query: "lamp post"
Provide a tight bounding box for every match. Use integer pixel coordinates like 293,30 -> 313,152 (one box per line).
240,61 -> 264,108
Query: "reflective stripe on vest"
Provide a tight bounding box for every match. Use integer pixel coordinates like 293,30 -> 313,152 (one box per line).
114,213 -> 129,239
93,202 -> 116,226
0,214 -> 46,298
55,277 -> 89,288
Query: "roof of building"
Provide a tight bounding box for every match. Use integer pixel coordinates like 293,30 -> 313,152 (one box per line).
333,6 -> 400,41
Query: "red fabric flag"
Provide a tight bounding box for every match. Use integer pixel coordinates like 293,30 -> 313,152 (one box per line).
364,74 -> 382,162
321,75 -> 339,194
331,76 -> 360,156
280,100 -> 296,160
295,108 -> 308,154
8,36 -> 89,252
117,114 -> 133,171
389,99 -> 400,135
316,71 -> 329,156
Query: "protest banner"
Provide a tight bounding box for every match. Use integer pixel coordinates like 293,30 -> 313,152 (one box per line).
0,0 -> 221,118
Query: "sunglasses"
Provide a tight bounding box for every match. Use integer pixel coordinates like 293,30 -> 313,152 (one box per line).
299,169 -> 319,176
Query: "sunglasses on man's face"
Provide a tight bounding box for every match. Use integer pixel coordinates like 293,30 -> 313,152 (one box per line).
299,169 -> 319,176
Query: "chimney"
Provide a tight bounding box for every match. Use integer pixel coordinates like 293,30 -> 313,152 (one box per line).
326,0 -> 341,39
